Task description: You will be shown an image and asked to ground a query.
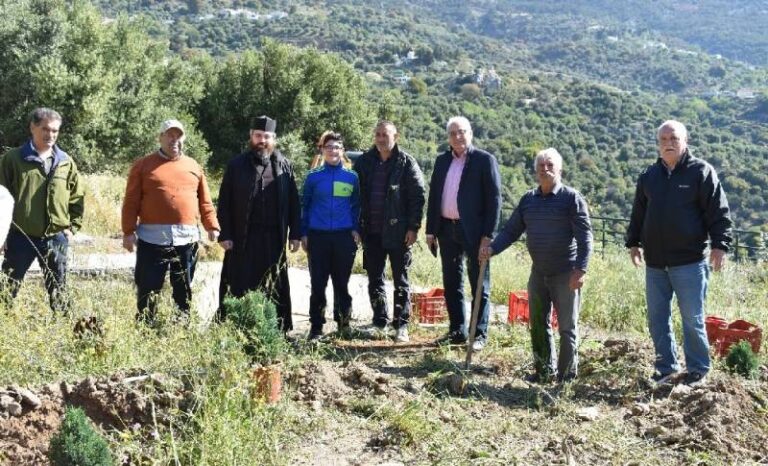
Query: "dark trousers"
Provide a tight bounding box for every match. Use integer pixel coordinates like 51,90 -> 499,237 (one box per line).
307,230 -> 356,330
135,240 -> 198,323
528,270 -> 580,379
364,234 -> 412,329
218,226 -> 293,332
0,228 -> 69,312
437,219 -> 491,339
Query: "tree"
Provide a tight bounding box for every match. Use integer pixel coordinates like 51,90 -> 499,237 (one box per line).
0,0 -> 209,171
197,40 -> 373,168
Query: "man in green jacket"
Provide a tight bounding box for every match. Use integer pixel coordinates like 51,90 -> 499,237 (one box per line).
0,108 -> 84,312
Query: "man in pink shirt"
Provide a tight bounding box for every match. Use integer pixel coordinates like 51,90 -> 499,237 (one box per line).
425,116 -> 501,350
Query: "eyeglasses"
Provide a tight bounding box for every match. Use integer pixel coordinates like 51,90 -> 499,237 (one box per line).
323,144 -> 344,151
448,129 -> 469,137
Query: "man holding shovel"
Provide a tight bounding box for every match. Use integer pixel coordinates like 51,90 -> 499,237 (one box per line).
480,148 -> 593,383
425,116 -> 501,351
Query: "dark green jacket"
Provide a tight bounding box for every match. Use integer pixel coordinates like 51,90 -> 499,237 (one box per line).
0,141 -> 84,237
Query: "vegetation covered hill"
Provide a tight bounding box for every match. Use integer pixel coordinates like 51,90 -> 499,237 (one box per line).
2,0 -> 767,234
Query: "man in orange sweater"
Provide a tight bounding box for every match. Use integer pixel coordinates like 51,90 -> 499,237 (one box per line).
121,120 -> 220,324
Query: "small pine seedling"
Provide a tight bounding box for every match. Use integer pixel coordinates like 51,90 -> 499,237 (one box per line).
49,406 -> 113,466
725,340 -> 760,378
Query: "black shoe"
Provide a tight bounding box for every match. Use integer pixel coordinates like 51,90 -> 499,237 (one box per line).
524,372 -> 555,384
684,371 -> 707,388
436,331 -> 467,346
308,327 -> 324,342
650,371 -> 678,386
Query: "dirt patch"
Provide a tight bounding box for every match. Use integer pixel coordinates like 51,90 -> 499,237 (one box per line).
0,374 -> 194,466
628,378 -> 768,462
288,360 -> 412,411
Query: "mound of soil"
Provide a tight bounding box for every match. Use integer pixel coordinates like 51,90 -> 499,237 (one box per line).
628,378 -> 768,462
289,361 -> 407,410
0,373 -> 194,466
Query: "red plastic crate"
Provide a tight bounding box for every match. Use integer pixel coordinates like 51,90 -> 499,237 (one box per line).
507,291 -> 559,329
508,291 -> 530,324
412,288 -> 447,324
705,316 -> 728,345
708,317 -> 762,357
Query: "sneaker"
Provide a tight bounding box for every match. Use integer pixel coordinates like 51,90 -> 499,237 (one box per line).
394,327 -> 410,343
684,372 -> 707,388
471,338 -> 486,352
650,371 -> 678,386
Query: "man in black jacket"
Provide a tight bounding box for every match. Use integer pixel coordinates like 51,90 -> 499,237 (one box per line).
626,120 -> 732,387
425,116 -> 501,350
354,121 -> 425,342
217,116 -> 301,332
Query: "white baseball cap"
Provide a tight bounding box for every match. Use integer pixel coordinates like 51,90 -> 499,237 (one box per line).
159,119 -> 185,137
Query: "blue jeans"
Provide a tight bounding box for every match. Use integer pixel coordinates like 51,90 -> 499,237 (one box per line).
0,228 -> 69,312
646,260 -> 710,376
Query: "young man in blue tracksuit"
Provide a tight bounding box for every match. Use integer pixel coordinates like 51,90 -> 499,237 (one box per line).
301,132 -> 361,340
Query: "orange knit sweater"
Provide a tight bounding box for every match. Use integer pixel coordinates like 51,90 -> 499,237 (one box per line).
121,152 -> 219,234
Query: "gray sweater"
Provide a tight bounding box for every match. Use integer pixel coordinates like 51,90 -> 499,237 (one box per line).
491,183 -> 593,276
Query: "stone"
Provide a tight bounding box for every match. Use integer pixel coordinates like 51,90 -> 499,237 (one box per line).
7,401 -> 22,416
631,402 -> 650,416
18,389 -> 42,409
669,384 -> 692,400
576,406 -> 600,421
0,395 -> 14,410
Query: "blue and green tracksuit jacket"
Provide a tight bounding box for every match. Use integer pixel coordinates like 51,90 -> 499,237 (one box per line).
301,162 -> 360,235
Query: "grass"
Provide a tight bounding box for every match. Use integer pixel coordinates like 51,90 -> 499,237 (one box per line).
1,173 -> 767,464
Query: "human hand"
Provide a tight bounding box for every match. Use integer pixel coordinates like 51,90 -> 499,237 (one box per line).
63,229 -> 74,241
630,247 -> 644,267
478,246 -> 494,262
301,236 -> 309,253
710,248 -> 726,272
569,269 -> 586,290
207,230 -> 220,242
351,230 -> 361,245
122,233 -> 136,252
480,236 -> 492,249
404,230 -> 417,247
219,240 -> 233,251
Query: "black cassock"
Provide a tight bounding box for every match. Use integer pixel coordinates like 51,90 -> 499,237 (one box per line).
217,150 -> 300,332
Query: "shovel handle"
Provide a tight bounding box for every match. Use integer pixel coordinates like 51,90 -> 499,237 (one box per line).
465,258 -> 488,370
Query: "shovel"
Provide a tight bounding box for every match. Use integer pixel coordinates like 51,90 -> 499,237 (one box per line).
465,258 -> 488,370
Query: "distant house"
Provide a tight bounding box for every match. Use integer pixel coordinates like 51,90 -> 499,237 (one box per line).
470,67 -> 503,93
392,75 -> 412,85
737,88 -> 757,99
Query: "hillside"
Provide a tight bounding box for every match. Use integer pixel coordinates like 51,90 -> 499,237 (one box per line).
2,0 -> 767,233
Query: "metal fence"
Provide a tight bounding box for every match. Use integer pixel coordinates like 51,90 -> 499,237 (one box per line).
591,216 -> 767,262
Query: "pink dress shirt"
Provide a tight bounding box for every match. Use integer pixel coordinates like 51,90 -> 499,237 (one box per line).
440,150 -> 467,219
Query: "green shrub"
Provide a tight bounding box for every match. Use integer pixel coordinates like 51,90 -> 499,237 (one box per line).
49,406 -> 113,466
725,340 -> 760,378
223,291 -> 287,364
